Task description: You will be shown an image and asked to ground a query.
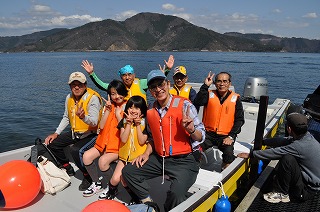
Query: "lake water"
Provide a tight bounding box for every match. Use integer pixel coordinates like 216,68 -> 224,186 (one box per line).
0,51 -> 319,153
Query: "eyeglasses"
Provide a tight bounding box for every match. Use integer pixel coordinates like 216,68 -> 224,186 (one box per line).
215,79 -> 230,85
70,82 -> 85,88
149,80 -> 167,92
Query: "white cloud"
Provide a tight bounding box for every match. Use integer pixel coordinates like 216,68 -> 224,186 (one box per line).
50,15 -> 102,26
115,10 -> 138,21
0,14 -> 102,30
272,9 -> 281,14
162,3 -> 184,12
28,4 -> 56,16
302,13 -> 317,18
162,3 -> 175,11
32,5 -> 51,12
172,13 -> 192,21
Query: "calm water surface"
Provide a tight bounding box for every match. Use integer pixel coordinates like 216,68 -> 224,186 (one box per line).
0,52 -> 319,152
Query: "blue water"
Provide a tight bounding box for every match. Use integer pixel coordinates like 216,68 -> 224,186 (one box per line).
0,52 -> 319,153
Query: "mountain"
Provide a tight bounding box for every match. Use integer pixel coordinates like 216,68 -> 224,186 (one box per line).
224,32 -> 320,53
1,12 -> 319,53
0,28 -> 67,52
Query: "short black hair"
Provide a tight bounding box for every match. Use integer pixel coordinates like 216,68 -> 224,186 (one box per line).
215,72 -> 232,82
107,80 -> 128,97
286,113 -> 308,135
124,95 -> 147,117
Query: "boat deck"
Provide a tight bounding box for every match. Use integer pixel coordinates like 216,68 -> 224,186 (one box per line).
236,161 -> 320,212
0,83 -> 291,212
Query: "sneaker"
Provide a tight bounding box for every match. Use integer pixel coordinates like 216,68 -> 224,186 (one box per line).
263,191 -> 290,203
63,164 -> 75,176
97,185 -> 109,199
98,187 -> 119,200
99,191 -> 117,200
83,182 -> 103,197
78,176 -> 92,191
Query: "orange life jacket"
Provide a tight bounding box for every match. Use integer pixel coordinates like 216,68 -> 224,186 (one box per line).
203,90 -> 239,135
147,96 -> 192,156
94,103 -> 125,153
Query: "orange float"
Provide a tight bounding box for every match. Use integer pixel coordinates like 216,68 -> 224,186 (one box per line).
0,160 -> 41,209
82,200 -> 130,212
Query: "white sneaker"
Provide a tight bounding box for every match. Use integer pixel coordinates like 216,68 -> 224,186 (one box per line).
263,191 -> 290,203
98,185 -> 110,200
83,182 -> 103,197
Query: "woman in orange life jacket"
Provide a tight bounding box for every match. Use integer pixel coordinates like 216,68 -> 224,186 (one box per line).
81,80 -> 128,197
99,95 -> 148,203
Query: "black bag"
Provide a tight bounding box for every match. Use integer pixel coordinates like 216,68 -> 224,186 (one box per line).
303,93 -> 320,121
29,138 -> 61,167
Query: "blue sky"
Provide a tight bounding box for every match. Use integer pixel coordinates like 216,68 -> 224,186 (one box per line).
1,0 -> 319,39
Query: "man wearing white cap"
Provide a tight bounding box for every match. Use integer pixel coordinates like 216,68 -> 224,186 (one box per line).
44,72 -> 102,191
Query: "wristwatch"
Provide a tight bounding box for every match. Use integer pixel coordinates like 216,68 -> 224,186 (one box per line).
228,136 -> 234,140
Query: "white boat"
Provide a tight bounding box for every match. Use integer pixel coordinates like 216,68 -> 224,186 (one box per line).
0,79 -> 290,212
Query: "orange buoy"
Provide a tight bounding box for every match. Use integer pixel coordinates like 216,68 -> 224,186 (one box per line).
0,160 -> 41,209
82,200 -> 130,212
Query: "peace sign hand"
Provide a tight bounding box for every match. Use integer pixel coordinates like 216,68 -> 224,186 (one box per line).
102,95 -> 112,112
133,114 -> 144,126
76,102 -> 85,119
182,105 -> 195,134
124,112 -> 134,125
204,71 -> 215,87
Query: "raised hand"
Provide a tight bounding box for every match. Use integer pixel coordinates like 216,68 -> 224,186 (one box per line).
81,60 -> 94,74
76,102 -> 85,119
159,64 -> 166,73
182,105 -> 194,134
165,55 -> 175,69
204,71 -> 215,86
123,111 -> 134,125
133,114 -> 144,126
102,95 -> 112,112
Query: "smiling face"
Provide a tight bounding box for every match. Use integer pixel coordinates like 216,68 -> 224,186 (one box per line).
110,87 -> 125,105
148,79 -> 170,107
69,81 -> 87,100
215,73 -> 231,96
173,73 -> 188,89
120,73 -> 135,88
127,105 -> 141,119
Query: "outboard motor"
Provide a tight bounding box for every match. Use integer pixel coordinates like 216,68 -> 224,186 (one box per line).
242,77 -> 268,103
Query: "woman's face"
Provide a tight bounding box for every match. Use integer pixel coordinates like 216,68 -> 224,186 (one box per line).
127,105 -> 141,119
110,87 -> 125,105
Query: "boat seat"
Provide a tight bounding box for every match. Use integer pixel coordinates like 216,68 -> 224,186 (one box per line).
188,168 -> 223,193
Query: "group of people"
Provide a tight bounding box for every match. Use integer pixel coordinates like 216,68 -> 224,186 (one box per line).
42,54 -> 319,210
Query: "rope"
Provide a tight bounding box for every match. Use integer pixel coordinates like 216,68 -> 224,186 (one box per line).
214,181 -> 226,197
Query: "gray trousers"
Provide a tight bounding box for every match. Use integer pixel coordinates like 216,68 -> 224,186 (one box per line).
122,153 -> 199,212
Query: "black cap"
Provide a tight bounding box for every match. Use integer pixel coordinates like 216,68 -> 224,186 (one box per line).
286,112 -> 308,135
